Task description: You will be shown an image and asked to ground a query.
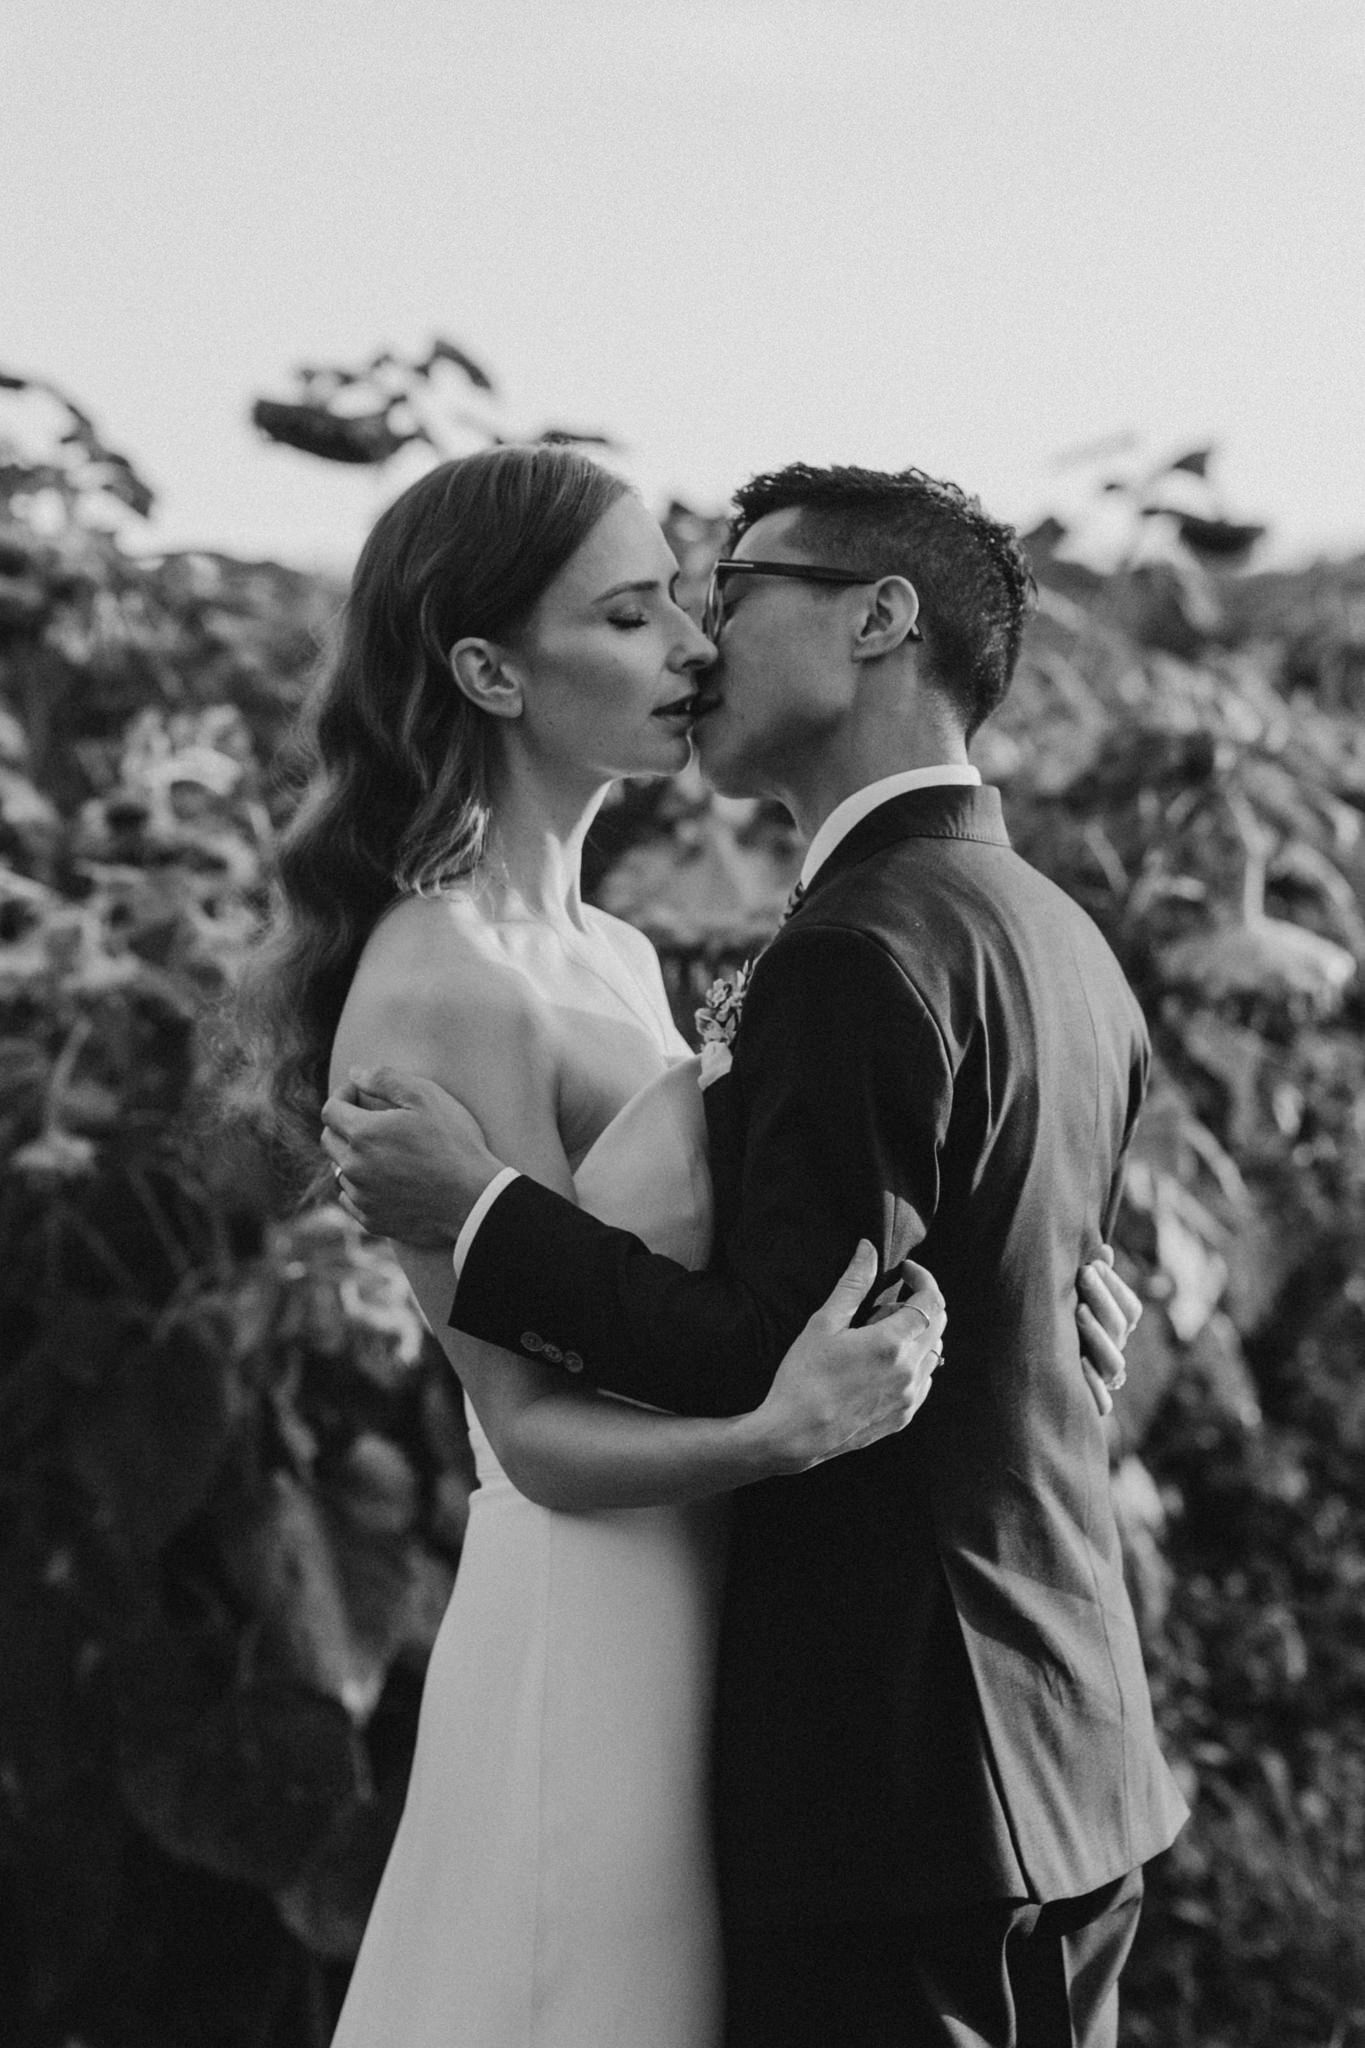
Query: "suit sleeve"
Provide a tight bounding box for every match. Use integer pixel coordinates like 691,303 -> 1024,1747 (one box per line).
1101,1003 -> 1151,1242
450,924 -> 954,1415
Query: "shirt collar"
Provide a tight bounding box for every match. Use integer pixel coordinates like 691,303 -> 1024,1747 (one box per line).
799,765 -> 983,889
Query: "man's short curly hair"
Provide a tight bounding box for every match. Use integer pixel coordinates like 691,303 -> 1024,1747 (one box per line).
728,462 -> 1036,740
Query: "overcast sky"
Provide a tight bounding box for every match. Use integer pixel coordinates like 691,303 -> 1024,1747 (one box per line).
7,0 -> 1363,568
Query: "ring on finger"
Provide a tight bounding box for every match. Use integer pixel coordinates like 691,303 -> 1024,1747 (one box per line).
1106,1366 -> 1127,1393
904,1305 -> 932,1335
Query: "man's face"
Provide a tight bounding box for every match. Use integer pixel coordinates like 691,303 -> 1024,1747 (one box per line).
693,508 -> 861,798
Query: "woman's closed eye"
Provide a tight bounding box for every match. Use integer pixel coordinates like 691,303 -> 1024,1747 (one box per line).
608,610 -> 650,629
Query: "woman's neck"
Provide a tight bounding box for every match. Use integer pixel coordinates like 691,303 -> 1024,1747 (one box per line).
478,758 -> 610,928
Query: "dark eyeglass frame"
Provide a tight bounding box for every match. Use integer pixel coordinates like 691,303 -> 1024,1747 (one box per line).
702,558 -> 923,643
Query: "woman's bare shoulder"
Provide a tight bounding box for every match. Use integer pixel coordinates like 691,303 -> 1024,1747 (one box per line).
334,893 -> 546,1089
333,893 -> 573,1201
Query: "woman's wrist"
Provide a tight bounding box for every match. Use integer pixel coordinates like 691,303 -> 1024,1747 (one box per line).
721,1404 -> 802,1484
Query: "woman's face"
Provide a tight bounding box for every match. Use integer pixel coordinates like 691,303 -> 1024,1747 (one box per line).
500,493 -> 716,786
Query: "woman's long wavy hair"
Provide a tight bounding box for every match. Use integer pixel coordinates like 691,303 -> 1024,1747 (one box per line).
241,444 -> 629,1168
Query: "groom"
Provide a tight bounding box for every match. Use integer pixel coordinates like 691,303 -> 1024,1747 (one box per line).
325,464 -> 1187,2045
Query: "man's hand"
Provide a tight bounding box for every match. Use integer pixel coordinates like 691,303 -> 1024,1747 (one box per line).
754,1243 -> 947,1476
320,1067 -> 503,1246
1077,1245 -> 1143,1418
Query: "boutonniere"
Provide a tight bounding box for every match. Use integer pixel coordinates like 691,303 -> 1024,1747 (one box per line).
695,962 -> 752,1090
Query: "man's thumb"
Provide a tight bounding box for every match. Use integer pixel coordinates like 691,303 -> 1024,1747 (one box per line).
349,1065 -> 424,1109
812,1239 -> 879,1332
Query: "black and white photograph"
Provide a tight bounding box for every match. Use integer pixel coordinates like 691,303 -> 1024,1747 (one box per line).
2,4 -> 1363,2044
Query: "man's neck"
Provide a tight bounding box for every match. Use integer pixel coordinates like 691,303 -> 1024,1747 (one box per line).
781,734 -> 970,844
797,762 -> 982,889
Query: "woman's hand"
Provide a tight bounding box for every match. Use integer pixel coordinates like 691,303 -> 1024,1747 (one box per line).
754,1242 -> 946,1477
1077,1246 -> 1143,1418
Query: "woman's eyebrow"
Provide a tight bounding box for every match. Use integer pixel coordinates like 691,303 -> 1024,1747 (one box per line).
593,573 -> 680,604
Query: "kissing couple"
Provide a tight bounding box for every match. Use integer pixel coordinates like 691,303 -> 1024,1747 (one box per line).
255,445 -> 1187,2046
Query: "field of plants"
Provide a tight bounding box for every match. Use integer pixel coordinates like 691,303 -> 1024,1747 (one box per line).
1,354 -> 1362,2046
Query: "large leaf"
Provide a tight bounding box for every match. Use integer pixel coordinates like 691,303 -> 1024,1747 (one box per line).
120,1675 -> 359,1890
1106,1309 -> 1184,1459
422,336 -> 497,393
263,1207 -> 427,1389
272,1778 -> 408,1960
1182,1310 -> 1261,1429
1111,1454 -> 1173,1636
1167,447 -> 1214,479
1154,1181 -> 1229,1343
62,1324 -> 233,1555
1179,1012 -> 1270,1154
1161,917 -> 1356,1013
249,398 -> 416,467
331,1430 -> 418,1539
217,1469 -> 448,1720
1177,514 -> 1265,561
1126,1157 -> 1230,1343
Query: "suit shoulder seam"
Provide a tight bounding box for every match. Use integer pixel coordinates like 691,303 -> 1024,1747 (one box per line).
771,918 -> 953,1072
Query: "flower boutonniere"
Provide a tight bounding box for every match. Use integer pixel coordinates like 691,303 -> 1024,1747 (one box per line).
695,962 -> 752,1090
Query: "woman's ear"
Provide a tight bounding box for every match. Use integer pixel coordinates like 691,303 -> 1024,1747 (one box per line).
851,576 -> 921,661
449,638 -> 524,719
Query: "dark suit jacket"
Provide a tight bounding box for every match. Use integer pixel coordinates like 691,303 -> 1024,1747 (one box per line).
452,783 -> 1188,1926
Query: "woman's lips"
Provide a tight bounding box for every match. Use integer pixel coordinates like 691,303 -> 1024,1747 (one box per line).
653,692 -> 698,720
651,689 -> 722,727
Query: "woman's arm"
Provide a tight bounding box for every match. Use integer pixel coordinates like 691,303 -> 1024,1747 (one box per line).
329,923 -> 944,1511
392,1239 -> 942,1510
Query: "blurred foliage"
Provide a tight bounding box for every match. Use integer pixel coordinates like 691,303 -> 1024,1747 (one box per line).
1,373 -> 1363,2045
0,373 -> 474,2045
989,518 -> 1365,2044
251,334 -> 619,471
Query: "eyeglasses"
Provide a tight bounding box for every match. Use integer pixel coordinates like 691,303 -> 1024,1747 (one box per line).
702,558 -> 923,644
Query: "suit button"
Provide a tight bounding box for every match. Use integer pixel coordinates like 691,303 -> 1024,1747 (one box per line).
563,1351 -> 584,1374
520,1330 -> 544,1354
542,1343 -> 564,1365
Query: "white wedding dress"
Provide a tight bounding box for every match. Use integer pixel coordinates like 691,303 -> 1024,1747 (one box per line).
331,1056 -> 728,2048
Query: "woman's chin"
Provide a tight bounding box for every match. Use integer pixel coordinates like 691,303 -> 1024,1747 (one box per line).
640,723 -> 696,772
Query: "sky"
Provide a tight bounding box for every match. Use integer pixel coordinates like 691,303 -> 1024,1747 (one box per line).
6,0 -> 1364,570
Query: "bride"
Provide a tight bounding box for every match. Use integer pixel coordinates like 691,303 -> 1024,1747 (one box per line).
255,444 -> 1136,2047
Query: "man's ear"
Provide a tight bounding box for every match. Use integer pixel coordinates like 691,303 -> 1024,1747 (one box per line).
449,638 -> 524,719
851,576 -> 920,662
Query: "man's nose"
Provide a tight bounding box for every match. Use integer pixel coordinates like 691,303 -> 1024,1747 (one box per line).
673,618 -> 718,671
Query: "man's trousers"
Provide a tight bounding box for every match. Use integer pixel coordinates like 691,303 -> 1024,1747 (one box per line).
722,1868 -> 1144,2048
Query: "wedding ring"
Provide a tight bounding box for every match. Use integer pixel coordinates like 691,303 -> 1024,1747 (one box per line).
334,1167 -> 345,1192
1107,1366 -> 1127,1393
904,1305 -> 933,1335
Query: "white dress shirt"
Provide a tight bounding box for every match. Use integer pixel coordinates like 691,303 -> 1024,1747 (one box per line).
452,764 -> 982,1280
796,762 -> 981,891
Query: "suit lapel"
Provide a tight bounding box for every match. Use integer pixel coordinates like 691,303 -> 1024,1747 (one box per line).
711,787 -> 1009,1238
797,784 -> 1011,917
